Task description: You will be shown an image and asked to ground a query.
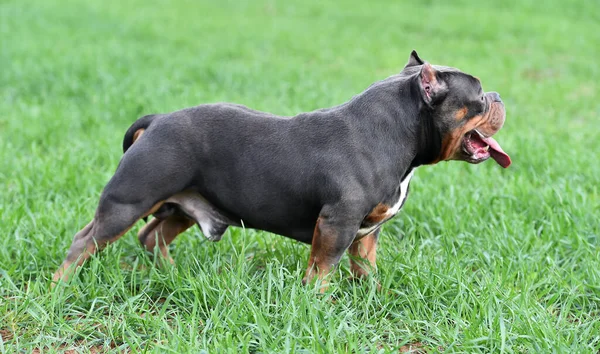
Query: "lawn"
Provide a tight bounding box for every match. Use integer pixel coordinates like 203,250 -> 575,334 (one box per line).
1,0 -> 599,352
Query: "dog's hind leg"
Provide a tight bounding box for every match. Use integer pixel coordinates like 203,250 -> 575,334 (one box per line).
136,192 -> 237,266
137,214 -> 195,264
52,141 -> 192,286
52,196 -> 165,285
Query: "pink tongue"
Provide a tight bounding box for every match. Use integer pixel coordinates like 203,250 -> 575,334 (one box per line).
482,136 -> 511,168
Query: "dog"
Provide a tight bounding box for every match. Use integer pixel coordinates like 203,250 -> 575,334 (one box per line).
52,51 -> 511,290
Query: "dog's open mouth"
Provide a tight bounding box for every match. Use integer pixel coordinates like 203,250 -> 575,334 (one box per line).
463,130 -> 511,168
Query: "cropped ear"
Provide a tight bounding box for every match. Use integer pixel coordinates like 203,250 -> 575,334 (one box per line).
404,50 -> 424,68
419,62 -> 447,106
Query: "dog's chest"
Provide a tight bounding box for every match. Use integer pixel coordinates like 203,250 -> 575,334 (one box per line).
357,169 -> 414,237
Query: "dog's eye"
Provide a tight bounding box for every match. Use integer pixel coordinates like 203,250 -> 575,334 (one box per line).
481,95 -> 485,101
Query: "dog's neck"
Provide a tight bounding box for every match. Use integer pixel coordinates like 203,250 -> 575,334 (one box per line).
342,75 -> 442,171
413,110 -> 443,167
406,75 -> 443,167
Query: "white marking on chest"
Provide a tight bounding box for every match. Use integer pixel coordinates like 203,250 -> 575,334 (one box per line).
385,169 -> 414,218
356,169 -> 415,237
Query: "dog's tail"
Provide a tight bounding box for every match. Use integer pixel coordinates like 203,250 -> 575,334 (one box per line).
122,114 -> 159,153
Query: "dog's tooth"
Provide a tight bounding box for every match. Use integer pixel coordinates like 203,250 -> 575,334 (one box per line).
483,146 -> 490,152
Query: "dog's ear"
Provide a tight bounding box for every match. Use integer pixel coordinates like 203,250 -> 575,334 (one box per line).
419,62 -> 447,106
405,50 -> 424,68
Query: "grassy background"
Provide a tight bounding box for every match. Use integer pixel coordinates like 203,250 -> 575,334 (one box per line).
1,0 -> 599,352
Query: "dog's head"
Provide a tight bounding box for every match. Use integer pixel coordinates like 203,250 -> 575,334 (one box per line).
405,50 -> 511,168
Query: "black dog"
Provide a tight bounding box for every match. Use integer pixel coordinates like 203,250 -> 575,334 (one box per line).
53,51 -> 511,290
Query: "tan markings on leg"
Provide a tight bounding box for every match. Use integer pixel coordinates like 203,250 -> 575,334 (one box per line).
348,231 -> 378,278
52,221 -> 94,284
132,128 -> 145,143
303,217 -> 340,293
53,219 -> 137,285
52,201 -> 164,287
52,261 -> 72,284
138,215 -> 194,263
138,217 -> 162,244
303,218 -> 322,287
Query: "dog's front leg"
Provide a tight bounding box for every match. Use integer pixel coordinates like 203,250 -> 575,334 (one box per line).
302,206 -> 361,293
348,228 -> 380,279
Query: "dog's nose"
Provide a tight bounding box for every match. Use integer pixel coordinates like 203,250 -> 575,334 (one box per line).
489,92 -> 502,102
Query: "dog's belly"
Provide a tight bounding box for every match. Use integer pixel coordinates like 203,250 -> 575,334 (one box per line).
162,167 -> 414,243
162,190 -> 319,244
227,204 -> 320,244
158,165 -> 413,244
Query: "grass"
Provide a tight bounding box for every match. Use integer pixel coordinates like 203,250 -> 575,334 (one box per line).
1,0 -> 599,352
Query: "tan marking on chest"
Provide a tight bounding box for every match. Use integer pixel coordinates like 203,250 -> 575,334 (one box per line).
358,170 -> 414,238
365,203 -> 391,224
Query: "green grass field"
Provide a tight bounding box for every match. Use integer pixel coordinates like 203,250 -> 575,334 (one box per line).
1,0 -> 599,352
